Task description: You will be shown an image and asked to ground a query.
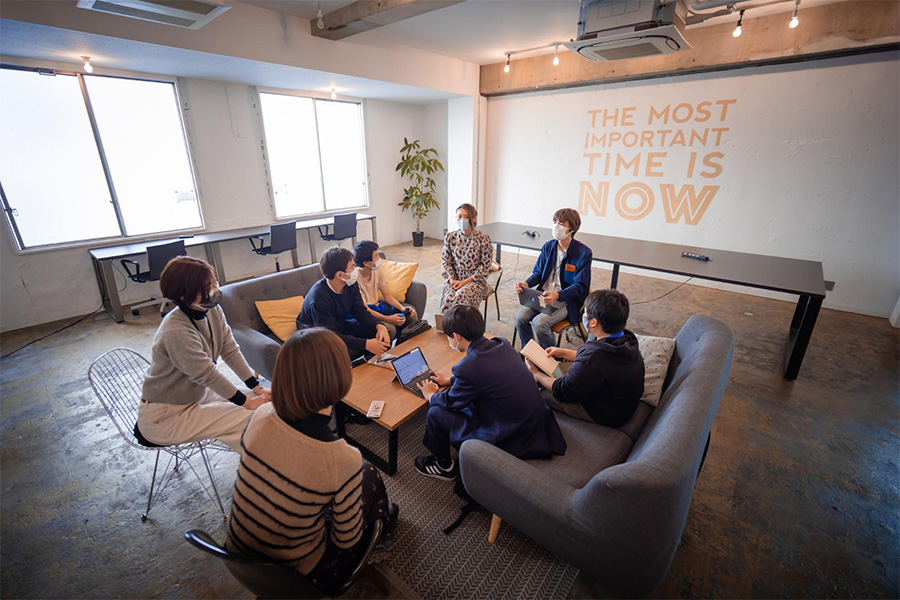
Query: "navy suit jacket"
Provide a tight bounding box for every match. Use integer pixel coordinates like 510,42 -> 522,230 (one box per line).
429,336 -> 566,459
525,237 -> 593,325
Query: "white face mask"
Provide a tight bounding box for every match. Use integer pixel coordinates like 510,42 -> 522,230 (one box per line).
582,314 -> 593,333
372,259 -> 382,270
449,334 -> 463,353
553,223 -> 569,241
343,268 -> 358,285
458,218 -> 471,232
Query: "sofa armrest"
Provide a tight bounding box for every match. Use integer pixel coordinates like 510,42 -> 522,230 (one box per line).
459,440 -> 577,533
232,326 -> 281,381
405,281 -> 427,319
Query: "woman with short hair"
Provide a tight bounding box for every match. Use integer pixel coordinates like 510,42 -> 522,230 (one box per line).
138,256 -> 270,453
227,328 -> 397,592
439,203 -> 494,313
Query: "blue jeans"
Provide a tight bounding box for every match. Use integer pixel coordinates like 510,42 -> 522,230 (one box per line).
515,303 -> 569,349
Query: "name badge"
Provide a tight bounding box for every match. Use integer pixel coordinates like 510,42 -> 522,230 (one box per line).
565,264 -> 577,272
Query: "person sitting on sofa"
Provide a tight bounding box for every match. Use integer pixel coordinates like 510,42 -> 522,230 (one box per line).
514,207 -> 593,349
525,289 -> 645,427
353,240 -> 418,341
296,247 -> 390,361
414,304 -> 566,481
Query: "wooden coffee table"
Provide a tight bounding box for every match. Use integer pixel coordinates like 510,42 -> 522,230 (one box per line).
336,328 -> 468,475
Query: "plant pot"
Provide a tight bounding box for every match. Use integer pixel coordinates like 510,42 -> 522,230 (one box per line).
412,231 -> 424,247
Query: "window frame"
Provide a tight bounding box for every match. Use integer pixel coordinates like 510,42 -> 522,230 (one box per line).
0,64 -> 205,254
256,87 -> 370,221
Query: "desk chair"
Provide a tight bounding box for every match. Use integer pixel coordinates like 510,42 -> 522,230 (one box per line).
250,221 -> 298,272
88,348 -> 229,521
184,518 -> 384,598
120,240 -> 186,316
482,262 -> 503,322
318,212 -> 357,246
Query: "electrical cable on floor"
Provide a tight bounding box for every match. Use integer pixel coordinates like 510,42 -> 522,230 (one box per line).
631,277 -> 693,305
111,261 -> 129,292
1,305 -> 106,359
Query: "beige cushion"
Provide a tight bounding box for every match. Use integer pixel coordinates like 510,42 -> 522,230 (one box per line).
380,260 -> 418,302
636,333 -> 676,407
254,295 -> 304,342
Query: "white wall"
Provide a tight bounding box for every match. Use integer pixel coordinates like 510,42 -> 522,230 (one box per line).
0,76 -> 450,332
483,52 -> 900,318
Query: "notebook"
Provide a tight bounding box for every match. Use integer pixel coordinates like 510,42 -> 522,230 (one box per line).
521,339 -> 560,376
392,347 -> 434,399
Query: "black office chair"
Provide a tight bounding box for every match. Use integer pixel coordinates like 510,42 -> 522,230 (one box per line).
317,213 -> 357,246
184,518 -> 384,599
120,240 -> 186,316
249,222 -> 297,272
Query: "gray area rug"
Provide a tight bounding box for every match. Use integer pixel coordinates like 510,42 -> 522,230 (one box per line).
342,410 -> 579,600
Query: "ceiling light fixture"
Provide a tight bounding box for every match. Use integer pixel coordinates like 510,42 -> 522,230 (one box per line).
504,54 -> 510,73
316,0 -> 324,30
789,0 -> 800,28
82,56 -> 94,73
732,9 -> 744,38
331,88 -> 336,100
553,45 -> 559,66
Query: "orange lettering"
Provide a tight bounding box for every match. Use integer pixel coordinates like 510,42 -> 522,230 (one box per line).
661,184 -> 719,225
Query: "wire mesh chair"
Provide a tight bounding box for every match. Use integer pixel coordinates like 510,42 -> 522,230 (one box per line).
88,348 -> 231,521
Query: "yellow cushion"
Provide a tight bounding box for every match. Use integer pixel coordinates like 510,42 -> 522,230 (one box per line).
254,295 -> 304,342
380,260 -> 418,302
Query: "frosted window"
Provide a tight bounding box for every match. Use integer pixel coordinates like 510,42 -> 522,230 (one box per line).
260,94 -> 324,217
85,76 -> 201,236
0,69 -> 120,247
316,100 -> 367,211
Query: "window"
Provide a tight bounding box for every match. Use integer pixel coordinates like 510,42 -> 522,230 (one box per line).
259,92 -> 367,218
0,67 -> 201,250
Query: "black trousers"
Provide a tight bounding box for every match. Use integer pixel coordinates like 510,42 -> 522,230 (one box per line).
422,405 -> 467,461
305,464 -> 388,592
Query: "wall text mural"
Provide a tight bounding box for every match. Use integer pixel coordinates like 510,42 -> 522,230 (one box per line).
579,98 -> 737,225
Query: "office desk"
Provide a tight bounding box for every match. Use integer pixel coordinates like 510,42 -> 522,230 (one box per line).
478,222 -> 826,380
89,214 -> 376,323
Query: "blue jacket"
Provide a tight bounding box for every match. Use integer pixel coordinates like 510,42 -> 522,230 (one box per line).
429,336 -> 566,459
525,237 -> 593,325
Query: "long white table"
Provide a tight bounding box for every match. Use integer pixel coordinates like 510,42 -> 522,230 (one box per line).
89,214 -> 376,323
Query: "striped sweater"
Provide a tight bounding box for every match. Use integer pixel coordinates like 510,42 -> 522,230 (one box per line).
226,404 -> 364,574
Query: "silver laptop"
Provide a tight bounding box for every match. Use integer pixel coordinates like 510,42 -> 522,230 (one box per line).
518,287 -> 562,315
392,347 -> 434,399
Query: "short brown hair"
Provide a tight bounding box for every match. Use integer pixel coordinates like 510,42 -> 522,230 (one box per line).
456,203 -> 478,227
320,247 -> 354,280
553,208 -> 581,235
442,304 -> 485,341
159,256 -> 216,304
271,328 -> 352,420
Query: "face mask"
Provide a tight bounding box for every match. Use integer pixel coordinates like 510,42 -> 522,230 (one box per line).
449,335 -> 463,353
193,288 -> 221,311
582,314 -> 593,333
343,268 -> 358,285
553,224 -> 569,241
458,219 -> 471,232
372,259 -> 382,270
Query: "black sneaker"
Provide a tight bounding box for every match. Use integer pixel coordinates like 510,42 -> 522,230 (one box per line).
414,455 -> 457,481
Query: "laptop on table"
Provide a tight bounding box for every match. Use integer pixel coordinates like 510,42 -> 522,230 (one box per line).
518,286 -> 563,315
392,347 -> 435,399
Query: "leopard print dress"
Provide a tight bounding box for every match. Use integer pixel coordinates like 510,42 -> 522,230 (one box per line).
439,228 -> 494,313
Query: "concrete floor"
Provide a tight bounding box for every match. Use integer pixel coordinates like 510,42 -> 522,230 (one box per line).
1,237 -> 898,598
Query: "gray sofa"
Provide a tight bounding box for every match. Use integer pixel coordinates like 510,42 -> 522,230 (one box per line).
459,314 -> 735,598
219,263 -> 427,380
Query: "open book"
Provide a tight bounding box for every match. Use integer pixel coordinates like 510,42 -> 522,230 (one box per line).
521,339 -> 559,376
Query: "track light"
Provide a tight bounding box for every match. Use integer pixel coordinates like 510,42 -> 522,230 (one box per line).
789,0 -> 800,28
732,10 -> 744,38
331,88 -> 336,100
316,0 -> 324,29
504,54 -> 510,73
552,45 -> 559,66
82,56 -> 93,73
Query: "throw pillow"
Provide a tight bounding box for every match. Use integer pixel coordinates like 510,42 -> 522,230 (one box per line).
254,295 -> 304,342
380,260 -> 418,302
635,333 -> 676,407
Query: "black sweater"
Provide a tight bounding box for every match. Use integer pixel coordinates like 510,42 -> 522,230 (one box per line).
551,330 -> 645,427
295,278 -> 378,354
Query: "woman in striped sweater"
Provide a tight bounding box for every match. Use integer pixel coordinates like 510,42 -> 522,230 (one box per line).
226,328 -> 398,591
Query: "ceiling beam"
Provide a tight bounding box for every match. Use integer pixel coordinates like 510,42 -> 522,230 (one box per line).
481,1 -> 899,96
311,0 -> 467,41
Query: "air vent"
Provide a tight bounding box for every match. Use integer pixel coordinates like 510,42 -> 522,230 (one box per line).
76,0 -> 230,30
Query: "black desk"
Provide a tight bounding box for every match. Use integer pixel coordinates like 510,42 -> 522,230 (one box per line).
479,222 -> 826,380
89,214 -> 376,323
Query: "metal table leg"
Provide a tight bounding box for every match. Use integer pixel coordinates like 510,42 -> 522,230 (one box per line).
204,242 -> 227,284
784,294 -> 822,380
610,263 -> 620,288
308,229 -> 317,265
370,217 -> 378,244
334,403 -> 399,475
95,258 -> 124,323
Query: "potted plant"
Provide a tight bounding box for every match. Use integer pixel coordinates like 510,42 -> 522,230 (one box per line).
396,137 -> 444,247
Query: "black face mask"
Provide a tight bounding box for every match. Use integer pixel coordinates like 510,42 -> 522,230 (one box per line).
196,288 -> 222,310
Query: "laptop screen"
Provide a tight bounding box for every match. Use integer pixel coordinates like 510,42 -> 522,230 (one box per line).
393,347 -> 430,385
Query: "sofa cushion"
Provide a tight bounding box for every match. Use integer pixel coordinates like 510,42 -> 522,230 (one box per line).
636,333 -> 676,407
615,400 -> 654,442
526,414 -> 632,489
380,260 -> 418,302
254,295 -> 304,342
